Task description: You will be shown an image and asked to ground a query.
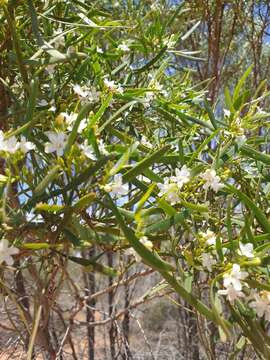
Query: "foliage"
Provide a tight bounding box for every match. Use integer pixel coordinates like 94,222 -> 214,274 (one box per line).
1,1 -> 270,358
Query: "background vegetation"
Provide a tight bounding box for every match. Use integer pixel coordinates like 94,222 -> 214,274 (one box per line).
1,1 -> 270,359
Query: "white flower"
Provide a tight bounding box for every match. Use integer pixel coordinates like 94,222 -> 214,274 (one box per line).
201,253 -> 216,272
104,174 -> 128,197
218,284 -> 245,304
238,242 -> 254,258
80,140 -> 96,160
171,165 -> 190,189
201,169 -> 223,192
250,292 -> 270,321
45,131 -> 67,156
157,167 -> 190,205
76,119 -> 88,133
223,264 -> 248,291
49,105 -> 56,112
96,46 -> 103,54
99,139 -> 109,155
73,84 -> 89,98
141,135 -> 152,148
143,91 -> 155,107
0,239 -> 19,266
73,84 -> 100,104
61,112 -> 88,133
157,178 -> 180,205
37,99 -> 48,107
104,78 -> 123,94
0,131 -> 20,154
5,136 -> 20,153
19,137 -> 35,153
224,109 -> 231,117
200,229 -> 217,246
87,88 -> 100,103
117,42 -> 130,52
60,112 -> 76,123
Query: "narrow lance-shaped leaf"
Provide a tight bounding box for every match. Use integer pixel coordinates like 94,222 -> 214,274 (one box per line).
144,212 -> 186,235
225,184 -> 270,234
123,145 -> 170,182
7,78 -> 39,138
98,100 -> 137,133
106,193 -> 175,272
240,144 -> 270,165
132,46 -> 168,73
181,21 -> 201,41
210,277 -> 231,340
34,165 -> 61,196
26,155 -> 116,209
88,93 -> 113,128
233,65 -> 253,104
204,98 -> 219,129
67,254 -> 119,277
72,193 -> 96,212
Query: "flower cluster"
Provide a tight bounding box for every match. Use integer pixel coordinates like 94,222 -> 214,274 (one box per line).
104,78 -> 124,94
0,131 -> 35,154
218,264 -> 248,304
104,174 -> 129,197
73,84 -> 100,104
157,165 -> 191,205
156,167 -> 223,205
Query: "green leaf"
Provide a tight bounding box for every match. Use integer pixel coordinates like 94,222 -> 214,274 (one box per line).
106,193 -> 175,272
88,93 -> 113,128
135,183 -> 156,215
226,197 -> 234,251
144,212 -> 186,235
26,155 -> 116,210
187,129 -> 219,166
72,193 -> 96,212
210,277 -> 231,339
204,98 -> 218,129
240,145 -> 270,165
34,165 -> 61,196
27,0 -> 44,47
7,78 -> 39,138
109,142 -> 137,177
132,46 -> 168,73
216,235 -> 224,261
225,184 -> 270,234
173,109 -> 213,131
224,87 -> 234,114
123,145 -> 170,182
68,255 -> 119,276
97,100 -> 137,133
35,203 -> 64,213
233,65 -> 253,104
64,229 -> 82,246
22,243 -> 51,250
